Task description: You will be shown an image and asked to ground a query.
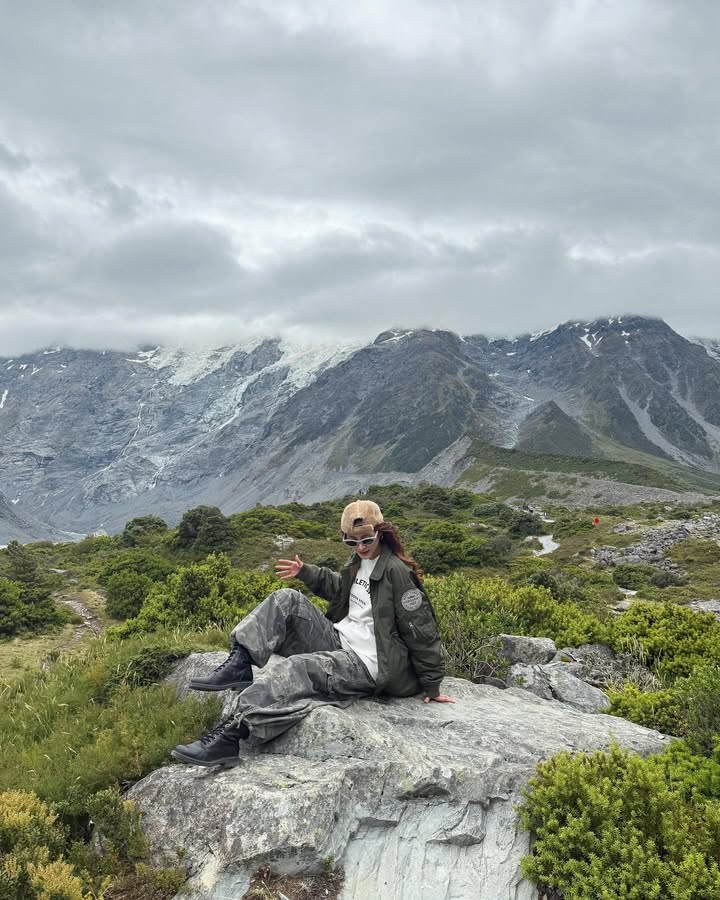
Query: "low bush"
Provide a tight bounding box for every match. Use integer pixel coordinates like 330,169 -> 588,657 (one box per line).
612,563 -> 656,590
607,683 -> 683,736
611,602 -> 720,680
519,742 -> 720,899
425,574 -> 608,678
0,790 -> 85,899
105,571 -> 154,621
114,553 -> 280,637
121,516 -> 168,547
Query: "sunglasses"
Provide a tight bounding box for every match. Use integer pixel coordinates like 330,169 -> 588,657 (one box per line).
342,534 -> 378,548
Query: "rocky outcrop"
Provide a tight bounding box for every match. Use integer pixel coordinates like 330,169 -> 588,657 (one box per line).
475,637 -> 658,711
127,653 -> 671,900
592,514 -> 720,572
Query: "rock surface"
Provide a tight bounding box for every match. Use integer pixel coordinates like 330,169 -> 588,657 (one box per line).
592,514 -> 720,574
498,634 -> 557,666
128,654 -> 671,900
688,598 -> 720,620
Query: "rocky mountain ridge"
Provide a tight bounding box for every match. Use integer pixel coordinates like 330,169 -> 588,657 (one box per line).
2,317 -> 720,540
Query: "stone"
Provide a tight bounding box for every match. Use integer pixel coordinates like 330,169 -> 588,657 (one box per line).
273,534 -> 295,550
541,662 -> 611,713
498,634 -> 557,666
688,599 -> 720,621
508,664 -> 554,701
129,656 -> 671,899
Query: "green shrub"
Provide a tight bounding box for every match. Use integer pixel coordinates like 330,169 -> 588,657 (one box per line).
611,603 -> 720,680
675,665 -> 720,755
519,743 -> 720,899
0,790 -> 84,900
114,554 -> 280,636
409,538 -> 465,575
607,683 -> 683,736
0,578 -> 24,636
99,550 -> 175,586
105,571 -> 153,621
650,569 -> 688,588
121,516 -> 168,547
0,576 -> 61,638
425,574 -> 608,678
176,506 -> 237,553
613,563 -> 656,590
507,510 -> 543,538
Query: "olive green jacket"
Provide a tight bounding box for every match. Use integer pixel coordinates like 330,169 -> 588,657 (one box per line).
296,543 -> 444,698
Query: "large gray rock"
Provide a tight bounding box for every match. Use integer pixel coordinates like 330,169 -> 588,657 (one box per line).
508,661 -> 610,712
129,657 -> 670,899
541,662 -> 611,713
498,634 -> 557,666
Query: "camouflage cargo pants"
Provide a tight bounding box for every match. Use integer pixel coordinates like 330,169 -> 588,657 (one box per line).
227,588 -> 376,743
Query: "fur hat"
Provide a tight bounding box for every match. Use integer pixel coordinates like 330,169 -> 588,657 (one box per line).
340,500 -> 384,538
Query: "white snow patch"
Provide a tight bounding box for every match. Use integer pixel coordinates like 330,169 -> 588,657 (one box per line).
43,348 -> 61,355
505,351 -> 517,357
692,338 -> 720,362
488,372 -> 500,377
0,390 -> 7,409
580,334 -> 593,349
6,364 -> 12,370
135,345 -> 254,385
523,395 -> 536,401
529,325 -> 558,342
11,497 -> 20,505
18,363 -> 27,370
379,330 -> 414,344
31,366 -> 40,375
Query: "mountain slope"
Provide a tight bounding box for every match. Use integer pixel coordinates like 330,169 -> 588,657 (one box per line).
2,317 -> 720,538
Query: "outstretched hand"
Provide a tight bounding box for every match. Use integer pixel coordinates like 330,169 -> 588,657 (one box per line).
423,695 -> 456,704
276,555 -> 304,580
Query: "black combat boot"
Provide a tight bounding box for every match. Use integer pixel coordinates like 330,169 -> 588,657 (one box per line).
171,719 -> 250,767
189,642 -> 254,692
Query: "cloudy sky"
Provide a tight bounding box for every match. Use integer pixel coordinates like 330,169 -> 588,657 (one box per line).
1,0 -> 719,354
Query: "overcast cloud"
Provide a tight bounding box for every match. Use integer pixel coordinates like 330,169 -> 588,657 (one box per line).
1,0 -> 719,354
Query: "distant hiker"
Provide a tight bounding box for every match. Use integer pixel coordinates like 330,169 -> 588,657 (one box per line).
172,500 -> 454,766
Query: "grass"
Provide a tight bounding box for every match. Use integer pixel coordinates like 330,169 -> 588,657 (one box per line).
0,626 -> 79,684
459,437 -> 720,494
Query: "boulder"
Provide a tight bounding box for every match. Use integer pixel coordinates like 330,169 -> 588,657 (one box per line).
507,664 -> 554,701
128,656 -> 670,899
164,652 -> 229,701
498,634 -> 557,666
541,662 -> 611,713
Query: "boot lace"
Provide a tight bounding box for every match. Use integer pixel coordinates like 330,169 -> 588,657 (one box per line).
210,644 -> 244,674
199,719 -> 233,746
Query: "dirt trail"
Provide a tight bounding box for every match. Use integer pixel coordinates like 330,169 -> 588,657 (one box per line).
41,591 -> 104,669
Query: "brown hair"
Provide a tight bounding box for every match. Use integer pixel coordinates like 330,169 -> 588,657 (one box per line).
376,521 -> 424,582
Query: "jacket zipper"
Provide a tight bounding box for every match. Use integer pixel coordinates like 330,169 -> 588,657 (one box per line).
409,621 -> 417,640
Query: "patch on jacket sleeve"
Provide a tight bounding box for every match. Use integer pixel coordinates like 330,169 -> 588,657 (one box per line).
400,588 -> 424,611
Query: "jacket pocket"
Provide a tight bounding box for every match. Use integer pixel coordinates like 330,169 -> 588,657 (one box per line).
404,607 -> 439,643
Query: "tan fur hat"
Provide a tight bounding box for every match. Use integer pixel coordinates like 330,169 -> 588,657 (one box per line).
340,500 -> 384,538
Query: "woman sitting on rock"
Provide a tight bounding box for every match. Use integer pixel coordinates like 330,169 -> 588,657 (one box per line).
172,500 -> 455,766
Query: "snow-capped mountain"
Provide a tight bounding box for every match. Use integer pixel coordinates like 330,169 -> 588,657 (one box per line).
2,317 -> 720,540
